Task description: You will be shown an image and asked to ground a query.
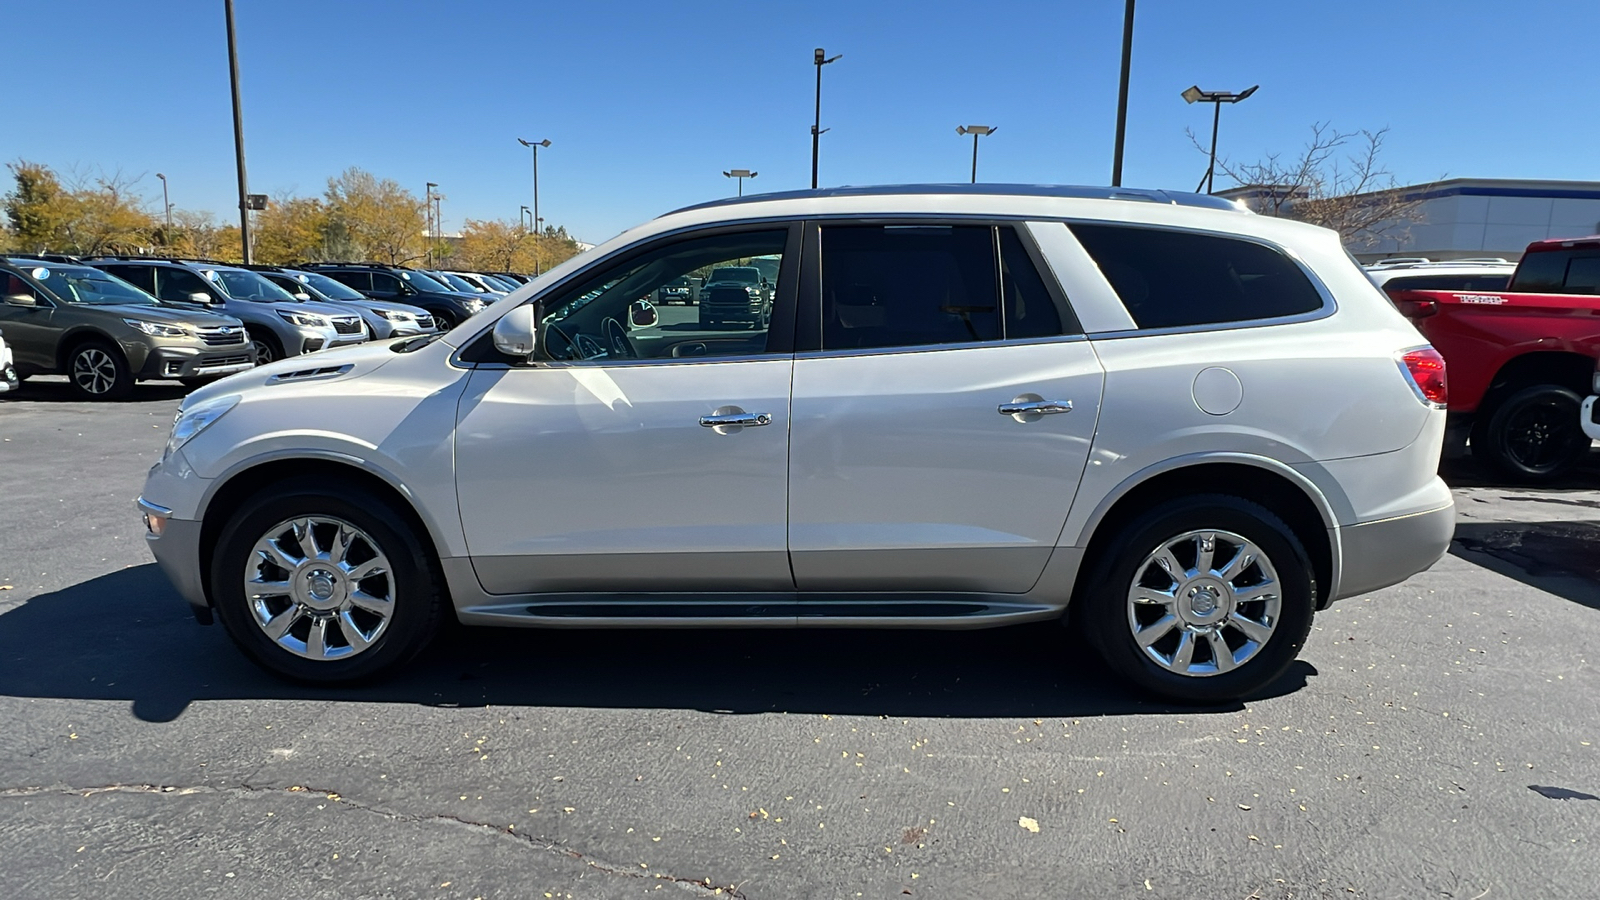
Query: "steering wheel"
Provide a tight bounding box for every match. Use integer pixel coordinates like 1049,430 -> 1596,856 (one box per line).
574,333 -> 605,360
543,322 -> 578,360
602,317 -> 637,359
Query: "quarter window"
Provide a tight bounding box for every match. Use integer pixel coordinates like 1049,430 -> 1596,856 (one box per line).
1069,223 -> 1325,329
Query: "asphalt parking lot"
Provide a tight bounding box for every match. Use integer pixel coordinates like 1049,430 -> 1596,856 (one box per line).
2,378 -> 1597,899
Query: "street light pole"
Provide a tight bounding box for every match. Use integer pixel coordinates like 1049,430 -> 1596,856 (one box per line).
520,205 -> 532,232
223,0 -> 253,263
1182,84 -> 1258,194
956,125 -> 996,183
425,181 -> 437,266
1110,0 -> 1136,187
156,173 -> 172,252
811,48 -> 841,190
723,169 -> 758,197
517,138 -> 551,273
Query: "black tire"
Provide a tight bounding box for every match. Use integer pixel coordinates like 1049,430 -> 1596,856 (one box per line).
1079,494 -> 1316,704
67,341 -> 133,400
432,310 -> 459,330
248,329 -> 283,365
1475,384 -> 1589,483
210,477 -> 446,683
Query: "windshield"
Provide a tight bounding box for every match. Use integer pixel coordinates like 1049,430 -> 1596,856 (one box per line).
26,265 -> 158,306
399,270 -> 451,292
485,274 -> 519,290
216,270 -> 299,302
708,267 -> 760,284
297,271 -> 366,300
436,272 -> 481,293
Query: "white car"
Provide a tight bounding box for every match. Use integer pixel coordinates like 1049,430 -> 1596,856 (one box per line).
0,326 -> 16,393
137,184 -> 1455,702
1581,364 -> 1600,442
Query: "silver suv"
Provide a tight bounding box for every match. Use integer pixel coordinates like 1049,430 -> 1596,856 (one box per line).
88,259 -> 367,363
137,185 -> 1455,702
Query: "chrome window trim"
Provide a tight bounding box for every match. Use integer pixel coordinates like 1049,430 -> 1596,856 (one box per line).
466,351 -> 798,371
794,332 -> 1089,361
1041,218 -> 1339,340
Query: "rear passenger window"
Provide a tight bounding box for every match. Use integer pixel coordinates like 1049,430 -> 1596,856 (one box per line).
1069,223 -> 1325,329
332,271 -> 372,291
819,224 -> 1077,351
1564,257 -> 1600,295
100,265 -> 154,292
1380,273 -> 1512,292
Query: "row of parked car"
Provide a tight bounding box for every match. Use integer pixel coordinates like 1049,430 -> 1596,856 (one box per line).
0,255 -> 530,399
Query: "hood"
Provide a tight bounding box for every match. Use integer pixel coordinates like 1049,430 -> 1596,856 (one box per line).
106,304 -> 244,328
340,297 -> 431,316
180,337 -> 404,409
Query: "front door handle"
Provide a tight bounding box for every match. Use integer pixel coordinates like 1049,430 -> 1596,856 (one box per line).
998,399 -> 1072,417
699,412 -> 772,427
699,406 -> 772,434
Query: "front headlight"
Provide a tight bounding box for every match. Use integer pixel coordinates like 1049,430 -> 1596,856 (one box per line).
124,318 -> 188,337
164,394 -> 240,462
277,310 -> 329,328
374,309 -> 413,321
462,298 -> 486,313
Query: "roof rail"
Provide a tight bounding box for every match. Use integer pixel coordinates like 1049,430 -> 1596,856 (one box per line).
665,183 -> 1247,217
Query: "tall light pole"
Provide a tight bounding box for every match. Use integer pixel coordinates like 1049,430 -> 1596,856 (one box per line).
223,0 -> 253,263
156,173 -> 173,252
956,125 -> 996,183
1182,84 -> 1258,194
811,48 -> 841,189
1110,0 -> 1136,187
425,182 -> 438,266
723,169 -> 758,197
520,205 -> 532,231
517,137 -> 551,273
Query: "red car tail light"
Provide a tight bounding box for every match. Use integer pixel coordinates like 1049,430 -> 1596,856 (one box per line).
1399,347 -> 1448,407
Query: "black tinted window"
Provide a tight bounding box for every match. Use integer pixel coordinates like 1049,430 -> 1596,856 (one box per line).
370,273 -> 401,293
1509,251 -> 1573,293
99,264 -> 154,291
821,225 -> 998,350
1380,273 -> 1511,293
1000,227 -> 1076,339
156,268 -> 216,302
1564,257 -> 1600,295
327,271 -> 371,291
1070,224 -> 1325,329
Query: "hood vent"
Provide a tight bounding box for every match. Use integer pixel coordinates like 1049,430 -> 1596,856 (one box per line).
267,364 -> 354,384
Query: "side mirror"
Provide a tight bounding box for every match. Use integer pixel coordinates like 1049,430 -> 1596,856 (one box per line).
188,292 -> 215,305
3,293 -> 37,308
628,299 -> 659,328
492,303 -> 538,359
294,292 -> 312,301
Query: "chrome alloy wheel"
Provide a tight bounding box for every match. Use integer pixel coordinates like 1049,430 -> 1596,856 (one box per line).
244,516 -> 394,660
72,347 -> 118,395
251,338 -> 276,364
1126,529 -> 1281,677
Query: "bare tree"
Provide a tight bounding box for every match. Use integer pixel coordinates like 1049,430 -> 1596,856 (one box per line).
1192,123 -> 1437,249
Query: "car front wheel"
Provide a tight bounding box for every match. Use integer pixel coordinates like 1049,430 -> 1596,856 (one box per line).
68,341 -> 133,400
210,478 -> 445,683
1080,494 -> 1315,704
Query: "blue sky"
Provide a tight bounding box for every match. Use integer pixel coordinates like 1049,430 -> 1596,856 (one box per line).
8,1 -> 1597,245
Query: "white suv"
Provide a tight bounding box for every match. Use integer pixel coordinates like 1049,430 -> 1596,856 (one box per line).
137,185 -> 1455,702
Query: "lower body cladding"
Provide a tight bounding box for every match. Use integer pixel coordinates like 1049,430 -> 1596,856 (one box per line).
1330,501 -> 1455,601
134,345 -> 255,381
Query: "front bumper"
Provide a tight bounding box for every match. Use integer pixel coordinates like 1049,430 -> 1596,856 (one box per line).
1334,501 -> 1456,602
1582,395 -> 1600,442
135,345 -> 256,381
139,497 -> 211,623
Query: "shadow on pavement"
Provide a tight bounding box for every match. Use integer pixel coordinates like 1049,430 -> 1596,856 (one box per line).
0,565 -> 1316,723
1451,520 -> 1600,613
1,376 -> 190,404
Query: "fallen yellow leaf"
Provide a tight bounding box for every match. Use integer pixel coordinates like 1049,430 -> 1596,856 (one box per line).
1019,816 -> 1040,833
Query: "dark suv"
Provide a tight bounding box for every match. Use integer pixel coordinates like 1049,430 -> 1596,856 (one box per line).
698,266 -> 772,328
301,264 -> 486,329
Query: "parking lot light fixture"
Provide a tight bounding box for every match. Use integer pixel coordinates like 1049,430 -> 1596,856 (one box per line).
520,205 -> 532,232
812,48 -> 842,190
723,169 -> 758,197
425,182 -> 438,266
518,137 -> 552,273
1183,84 -> 1258,194
956,125 -> 996,184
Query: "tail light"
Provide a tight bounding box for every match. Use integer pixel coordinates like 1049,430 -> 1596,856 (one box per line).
1399,347 -> 1448,408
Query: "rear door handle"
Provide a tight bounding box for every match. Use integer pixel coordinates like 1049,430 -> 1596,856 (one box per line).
998,399 -> 1072,416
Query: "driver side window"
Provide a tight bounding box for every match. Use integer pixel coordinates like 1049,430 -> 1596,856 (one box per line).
539,228 -> 789,363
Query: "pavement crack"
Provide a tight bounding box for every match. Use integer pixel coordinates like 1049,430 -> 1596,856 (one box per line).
0,782 -> 747,897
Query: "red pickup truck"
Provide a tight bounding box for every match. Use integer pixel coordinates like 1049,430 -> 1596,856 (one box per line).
1384,235 -> 1600,482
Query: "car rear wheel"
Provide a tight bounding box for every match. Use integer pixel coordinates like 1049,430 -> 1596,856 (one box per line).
68,341 -> 133,400
210,478 -> 446,683
1476,384 -> 1590,482
1080,494 -> 1315,704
